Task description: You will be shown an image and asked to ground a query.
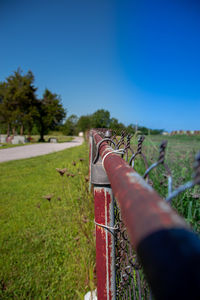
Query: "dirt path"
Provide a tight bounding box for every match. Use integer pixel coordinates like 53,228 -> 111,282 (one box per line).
0,136 -> 83,163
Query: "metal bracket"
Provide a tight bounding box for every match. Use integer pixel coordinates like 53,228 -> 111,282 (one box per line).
93,138 -> 116,164
90,134 -> 110,185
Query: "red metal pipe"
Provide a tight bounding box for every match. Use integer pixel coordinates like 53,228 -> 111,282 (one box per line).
91,130 -> 187,248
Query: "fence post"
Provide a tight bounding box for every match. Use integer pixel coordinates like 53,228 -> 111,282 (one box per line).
94,186 -> 115,300
89,132 -> 116,299
89,132 -> 92,192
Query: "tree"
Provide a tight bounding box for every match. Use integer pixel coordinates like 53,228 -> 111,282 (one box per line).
77,115 -> 91,132
138,126 -> 149,135
62,114 -> 78,136
109,118 -> 119,131
150,128 -> 164,135
37,89 -> 66,141
110,118 -> 127,135
0,69 -> 37,135
126,124 -> 135,135
0,82 -> 10,134
91,109 -> 111,128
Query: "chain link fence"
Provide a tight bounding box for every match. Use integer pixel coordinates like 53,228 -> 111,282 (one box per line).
90,129 -> 200,299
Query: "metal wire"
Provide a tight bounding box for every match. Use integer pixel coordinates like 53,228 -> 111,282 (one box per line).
114,199 -> 151,299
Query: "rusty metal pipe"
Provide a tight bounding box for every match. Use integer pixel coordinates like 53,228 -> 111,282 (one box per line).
91,130 -> 187,247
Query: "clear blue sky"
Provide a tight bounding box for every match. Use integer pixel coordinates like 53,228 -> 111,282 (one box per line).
0,0 -> 200,131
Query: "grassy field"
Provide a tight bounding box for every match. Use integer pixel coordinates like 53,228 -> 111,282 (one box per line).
142,134 -> 200,164
0,143 -> 95,299
130,134 -> 200,232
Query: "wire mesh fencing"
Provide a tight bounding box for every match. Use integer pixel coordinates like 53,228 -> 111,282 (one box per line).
90,129 -> 200,299
114,199 -> 151,299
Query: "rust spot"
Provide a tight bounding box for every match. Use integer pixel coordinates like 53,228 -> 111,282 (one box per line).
126,172 -> 154,192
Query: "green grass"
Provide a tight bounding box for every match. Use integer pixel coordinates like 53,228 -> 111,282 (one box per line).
0,143 -> 95,299
30,135 -> 74,143
0,143 -> 29,149
130,134 -> 200,232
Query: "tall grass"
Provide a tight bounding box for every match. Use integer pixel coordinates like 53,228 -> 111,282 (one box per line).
130,135 -> 200,233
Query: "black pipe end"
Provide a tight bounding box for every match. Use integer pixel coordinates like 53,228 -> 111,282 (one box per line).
137,228 -> 200,300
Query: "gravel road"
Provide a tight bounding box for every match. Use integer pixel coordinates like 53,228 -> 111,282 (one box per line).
0,136 -> 83,163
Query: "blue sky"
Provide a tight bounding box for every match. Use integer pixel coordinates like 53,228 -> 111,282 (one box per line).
0,0 -> 200,131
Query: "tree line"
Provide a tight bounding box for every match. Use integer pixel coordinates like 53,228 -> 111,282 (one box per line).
0,69 -> 163,140
0,69 -> 66,141
62,110 -> 163,136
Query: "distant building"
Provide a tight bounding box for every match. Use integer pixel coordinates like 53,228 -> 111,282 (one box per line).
170,130 -> 200,135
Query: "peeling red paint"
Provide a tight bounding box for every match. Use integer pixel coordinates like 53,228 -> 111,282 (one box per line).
94,188 -> 107,299
105,191 -> 113,300
94,187 -> 115,300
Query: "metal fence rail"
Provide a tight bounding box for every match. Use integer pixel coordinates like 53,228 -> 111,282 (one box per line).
89,129 -> 200,300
